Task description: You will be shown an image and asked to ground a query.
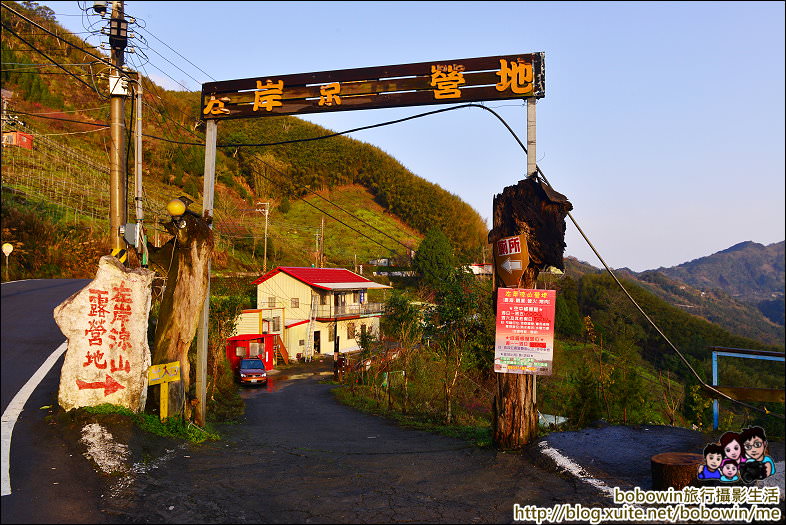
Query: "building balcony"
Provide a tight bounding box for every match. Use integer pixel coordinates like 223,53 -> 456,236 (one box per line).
314,302 -> 385,319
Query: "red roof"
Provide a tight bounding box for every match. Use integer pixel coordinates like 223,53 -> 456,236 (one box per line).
252,266 -> 378,290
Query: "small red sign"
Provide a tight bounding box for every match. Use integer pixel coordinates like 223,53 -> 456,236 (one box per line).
494,288 -> 556,375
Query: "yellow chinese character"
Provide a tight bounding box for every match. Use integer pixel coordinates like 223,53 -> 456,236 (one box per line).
430,65 -> 465,99
318,82 -> 342,106
253,80 -> 284,112
202,96 -> 230,115
496,59 -> 533,95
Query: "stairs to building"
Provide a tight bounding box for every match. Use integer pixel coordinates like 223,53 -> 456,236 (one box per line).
273,334 -> 289,365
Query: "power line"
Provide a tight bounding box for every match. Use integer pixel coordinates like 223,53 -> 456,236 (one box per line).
7,109 -> 108,126
1,21 -> 102,95
1,2 -> 129,79
136,25 -> 216,81
1,61 -> 98,66
133,54 -> 193,92
143,43 -> 203,88
252,156 -> 415,252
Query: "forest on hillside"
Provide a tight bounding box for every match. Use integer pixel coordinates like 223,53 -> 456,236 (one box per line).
0,1 -> 488,266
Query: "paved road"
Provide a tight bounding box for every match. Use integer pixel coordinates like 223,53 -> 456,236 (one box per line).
1,279 -> 105,524
99,363 -> 609,524
1,279 -> 88,412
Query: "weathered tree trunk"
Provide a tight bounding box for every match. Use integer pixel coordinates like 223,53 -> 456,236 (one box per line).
489,177 -> 572,449
150,211 -> 213,418
651,452 -> 704,490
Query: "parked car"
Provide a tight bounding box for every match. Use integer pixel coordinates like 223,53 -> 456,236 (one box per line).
236,358 -> 267,386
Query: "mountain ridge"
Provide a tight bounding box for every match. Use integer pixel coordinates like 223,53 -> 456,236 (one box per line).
563,240 -> 785,346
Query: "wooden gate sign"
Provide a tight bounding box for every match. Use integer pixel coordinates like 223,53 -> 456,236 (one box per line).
493,234 -> 529,287
201,52 -> 545,119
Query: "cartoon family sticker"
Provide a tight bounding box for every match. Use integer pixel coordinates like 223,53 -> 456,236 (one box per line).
698,426 -> 776,484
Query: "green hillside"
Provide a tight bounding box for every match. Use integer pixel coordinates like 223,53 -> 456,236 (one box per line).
0,0 -> 486,278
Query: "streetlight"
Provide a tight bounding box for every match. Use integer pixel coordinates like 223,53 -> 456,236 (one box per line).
2,242 -> 13,281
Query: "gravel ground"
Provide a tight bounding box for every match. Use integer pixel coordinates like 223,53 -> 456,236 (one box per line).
95,360 -> 609,523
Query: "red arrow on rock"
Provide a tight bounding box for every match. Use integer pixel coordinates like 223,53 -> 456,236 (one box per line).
76,374 -> 125,396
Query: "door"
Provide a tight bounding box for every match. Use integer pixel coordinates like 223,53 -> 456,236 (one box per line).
313,331 -> 321,354
334,293 -> 346,315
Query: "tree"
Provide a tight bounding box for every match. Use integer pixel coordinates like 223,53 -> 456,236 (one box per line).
555,276 -> 582,339
413,228 -> 455,290
423,269 -> 487,423
381,291 -> 424,413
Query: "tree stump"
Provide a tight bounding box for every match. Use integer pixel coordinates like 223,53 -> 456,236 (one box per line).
489,177 -> 572,450
149,210 -> 213,419
651,452 -> 704,490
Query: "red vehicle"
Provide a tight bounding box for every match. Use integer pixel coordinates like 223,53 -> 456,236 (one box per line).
236,358 -> 267,386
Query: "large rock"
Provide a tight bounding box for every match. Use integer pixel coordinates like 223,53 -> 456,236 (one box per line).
55,256 -> 155,412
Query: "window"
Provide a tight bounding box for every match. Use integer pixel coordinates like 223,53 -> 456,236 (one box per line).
299,339 -> 305,346
291,297 -> 299,309
268,296 -> 276,307
353,291 -> 359,304
272,316 -> 281,332
235,345 -> 245,357
347,322 -> 356,340
249,341 -> 260,356
320,294 -> 327,305
328,324 -> 335,342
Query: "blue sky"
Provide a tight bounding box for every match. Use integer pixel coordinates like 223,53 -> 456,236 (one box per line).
49,1 -> 785,271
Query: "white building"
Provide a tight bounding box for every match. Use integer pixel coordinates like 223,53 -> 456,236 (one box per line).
234,266 -> 391,359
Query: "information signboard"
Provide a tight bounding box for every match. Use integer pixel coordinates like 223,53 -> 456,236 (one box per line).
494,288 -> 556,375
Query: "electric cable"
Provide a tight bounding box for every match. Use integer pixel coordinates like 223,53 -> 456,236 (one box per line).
1,2 -> 130,78
135,25 -> 216,81
143,44 -> 203,88
1,21 -> 102,95
7,109 -> 108,126
252,156 -> 415,252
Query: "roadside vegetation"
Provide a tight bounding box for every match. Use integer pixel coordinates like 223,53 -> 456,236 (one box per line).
78,403 -> 220,444
331,230 -> 785,445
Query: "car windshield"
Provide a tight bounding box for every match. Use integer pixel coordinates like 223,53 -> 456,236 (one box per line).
240,359 -> 264,369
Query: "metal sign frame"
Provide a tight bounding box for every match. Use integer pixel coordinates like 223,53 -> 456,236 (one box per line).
196,52 -> 545,426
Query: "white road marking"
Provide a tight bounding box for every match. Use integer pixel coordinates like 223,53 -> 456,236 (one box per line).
1,341 -> 67,496
538,440 -> 616,498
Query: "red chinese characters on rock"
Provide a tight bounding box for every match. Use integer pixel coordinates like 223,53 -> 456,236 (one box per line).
80,283 -> 134,377
110,354 -> 131,374
88,289 -> 109,318
85,319 -> 107,346
83,349 -> 107,369
109,283 -> 133,354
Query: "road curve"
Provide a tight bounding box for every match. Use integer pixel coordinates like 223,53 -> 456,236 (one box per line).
1,279 -> 105,523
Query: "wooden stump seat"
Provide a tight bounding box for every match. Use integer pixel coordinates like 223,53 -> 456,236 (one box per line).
651,452 -> 704,490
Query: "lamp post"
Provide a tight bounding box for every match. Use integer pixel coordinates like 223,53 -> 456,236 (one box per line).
2,243 -> 13,282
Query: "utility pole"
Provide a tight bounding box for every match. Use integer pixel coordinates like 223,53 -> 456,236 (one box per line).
133,75 -> 147,266
255,201 -> 270,273
195,119 -> 218,427
313,233 -> 318,267
320,216 -> 325,268
108,1 -> 128,257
